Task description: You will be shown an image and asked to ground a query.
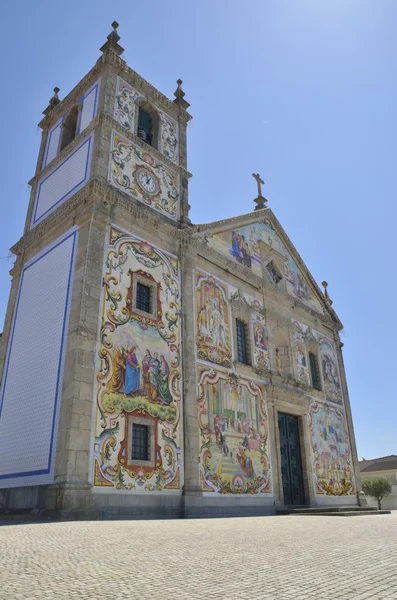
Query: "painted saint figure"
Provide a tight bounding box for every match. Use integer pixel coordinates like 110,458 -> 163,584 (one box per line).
123,346 -> 140,396
157,355 -> 173,405
142,349 -> 152,396
108,347 -> 126,392
147,352 -> 160,402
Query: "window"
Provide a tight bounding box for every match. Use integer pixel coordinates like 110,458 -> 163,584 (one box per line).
137,108 -> 153,145
60,106 -> 79,152
131,423 -> 150,461
136,282 -> 151,313
266,260 -> 282,285
309,352 -> 321,391
236,319 -> 251,365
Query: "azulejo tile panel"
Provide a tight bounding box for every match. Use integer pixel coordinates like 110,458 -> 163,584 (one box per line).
0,228 -> 77,488
92,226 -> 182,492
109,132 -> 179,220
309,401 -> 356,496
159,112 -> 179,164
195,270 -> 232,368
292,319 -> 343,405
114,77 -> 140,132
201,218 -> 323,313
197,365 -> 272,495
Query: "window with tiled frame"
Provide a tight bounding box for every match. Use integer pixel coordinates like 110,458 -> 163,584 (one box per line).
132,274 -> 158,319
127,416 -> 155,467
235,318 -> 251,366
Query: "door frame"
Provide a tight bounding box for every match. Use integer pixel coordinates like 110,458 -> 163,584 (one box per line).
274,402 -> 316,507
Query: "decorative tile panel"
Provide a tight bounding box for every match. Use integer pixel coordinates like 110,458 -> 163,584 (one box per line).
113,77 -> 140,132
32,134 -> 93,227
309,401 -> 355,496
91,226 -> 182,492
0,228 -> 78,488
197,365 -> 272,495
159,112 -> 179,164
109,132 -> 179,220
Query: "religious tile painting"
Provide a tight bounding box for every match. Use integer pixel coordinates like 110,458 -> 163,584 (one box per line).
292,320 -> 311,386
195,270 -> 232,368
197,366 -> 272,495
201,218 -> 323,313
318,338 -> 342,405
159,112 -> 179,164
113,77 -> 139,132
92,226 -> 182,492
292,320 -> 343,405
251,312 -> 270,372
309,401 -> 355,496
109,132 -> 179,220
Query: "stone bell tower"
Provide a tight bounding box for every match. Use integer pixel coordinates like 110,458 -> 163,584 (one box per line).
0,22 -> 192,515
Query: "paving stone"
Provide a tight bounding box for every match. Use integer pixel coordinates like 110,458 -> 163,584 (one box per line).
0,513 -> 396,599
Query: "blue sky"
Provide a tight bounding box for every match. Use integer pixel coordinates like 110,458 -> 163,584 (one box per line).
0,0 -> 395,460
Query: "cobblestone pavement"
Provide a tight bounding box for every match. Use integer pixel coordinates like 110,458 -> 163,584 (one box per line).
1,512 -> 397,600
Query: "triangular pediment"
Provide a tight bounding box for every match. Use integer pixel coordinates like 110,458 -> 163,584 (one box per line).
194,209 -> 339,322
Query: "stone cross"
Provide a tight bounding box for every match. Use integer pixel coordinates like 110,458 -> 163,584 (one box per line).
252,173 -> 264,197
252,173 -> 267,210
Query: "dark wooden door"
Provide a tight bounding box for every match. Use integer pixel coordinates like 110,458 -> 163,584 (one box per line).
278,413 -> 305,506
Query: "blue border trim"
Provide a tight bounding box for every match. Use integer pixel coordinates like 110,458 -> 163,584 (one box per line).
78,79 -> 100,135
32,134 -> 92,227
0,228 -> 78,480
43,118 -> 63,169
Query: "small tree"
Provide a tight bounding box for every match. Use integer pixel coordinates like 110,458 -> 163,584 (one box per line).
362,477 -> 392,510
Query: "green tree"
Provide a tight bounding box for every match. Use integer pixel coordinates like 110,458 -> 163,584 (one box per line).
361,477 -> 392,510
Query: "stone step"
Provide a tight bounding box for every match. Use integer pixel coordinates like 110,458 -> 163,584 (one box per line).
289,506 -> 377,513
312,510 -> 391,517
284,506 -> 391,517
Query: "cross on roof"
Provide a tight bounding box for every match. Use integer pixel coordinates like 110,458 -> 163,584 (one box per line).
252,173 -> 267,210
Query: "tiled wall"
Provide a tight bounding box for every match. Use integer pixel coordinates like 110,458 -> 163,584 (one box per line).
0,228 -> 78,488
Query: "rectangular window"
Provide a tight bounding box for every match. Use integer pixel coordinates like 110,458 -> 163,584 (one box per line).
131,423 -> 150,461
136,282 -> 151,313
309,352 -> 321,391
236,319 -> 251,365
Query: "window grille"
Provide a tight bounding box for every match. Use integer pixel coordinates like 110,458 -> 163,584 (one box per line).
236,319 -> 251,365
309,352 -> 322,391
131,423 -> 150,461
136,282 -> 151,313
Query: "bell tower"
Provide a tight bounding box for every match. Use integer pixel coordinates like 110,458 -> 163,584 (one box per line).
0,23 -> 192,514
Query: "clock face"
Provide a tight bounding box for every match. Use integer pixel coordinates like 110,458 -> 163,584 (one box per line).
136,167 -> 160,196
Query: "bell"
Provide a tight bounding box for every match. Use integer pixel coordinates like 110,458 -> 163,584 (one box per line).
138,128 -> 147,141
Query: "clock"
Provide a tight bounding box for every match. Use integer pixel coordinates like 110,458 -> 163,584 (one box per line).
135,167 -> 160,196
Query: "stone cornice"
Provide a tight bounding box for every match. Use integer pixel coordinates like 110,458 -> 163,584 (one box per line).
38,62 -> 104,130
11,178 -> 180,256
37,49 -> 192,132
28,116 -> 100,187
113,54 -> 192,124
101,50 -> 192,123
29,113 -> 192,189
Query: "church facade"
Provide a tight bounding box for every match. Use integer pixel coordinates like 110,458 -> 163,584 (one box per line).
0,24 -> 365,518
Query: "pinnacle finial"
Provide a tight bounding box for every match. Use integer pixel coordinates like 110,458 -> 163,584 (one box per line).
173,79 -> 190,109
322,281 -> 333,305
252,173 -> 268,210
42,87 -> 61,116
100,21 -> 124,56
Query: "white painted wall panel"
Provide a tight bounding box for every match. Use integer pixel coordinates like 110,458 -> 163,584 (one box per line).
0,228 -> 78,488
43,119 -> 62,168
79,79 -> 100,134
32,134 -> 93,227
